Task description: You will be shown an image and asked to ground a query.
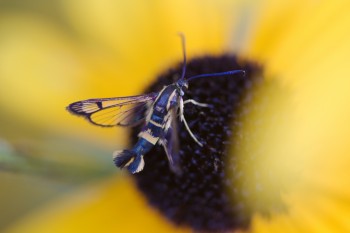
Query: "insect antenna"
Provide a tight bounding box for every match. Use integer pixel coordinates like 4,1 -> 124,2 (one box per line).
178,33 -> 187,82
187,70 -> 245,82
177,33 -> 245,83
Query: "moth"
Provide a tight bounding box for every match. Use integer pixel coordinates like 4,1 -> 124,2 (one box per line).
67,34 -> 245,174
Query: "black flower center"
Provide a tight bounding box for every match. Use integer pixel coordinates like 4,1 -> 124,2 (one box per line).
130,55 -> 285,232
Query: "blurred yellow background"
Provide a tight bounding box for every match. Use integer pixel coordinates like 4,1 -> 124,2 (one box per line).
0,0 -> 244,232
1,0 -> 350,233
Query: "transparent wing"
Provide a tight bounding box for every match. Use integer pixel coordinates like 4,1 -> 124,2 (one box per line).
67,92 -> 158,127
160,107 -> 181,174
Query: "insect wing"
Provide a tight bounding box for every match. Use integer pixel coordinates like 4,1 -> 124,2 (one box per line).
160,107 -> 181,173
67,93 -> 158,127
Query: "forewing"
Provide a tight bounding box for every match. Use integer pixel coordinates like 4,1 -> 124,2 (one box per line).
67,93 -> 157,127
160,107 -> 181,174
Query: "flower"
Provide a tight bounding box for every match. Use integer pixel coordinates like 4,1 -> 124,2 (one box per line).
2,1 -> 350,233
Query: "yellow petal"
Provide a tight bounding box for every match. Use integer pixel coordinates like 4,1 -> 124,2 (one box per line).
237,1 -> 350,232
4,176 -> 190,233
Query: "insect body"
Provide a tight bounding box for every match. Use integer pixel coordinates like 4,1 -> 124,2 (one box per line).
113,83 -> 185,173
67,35 -> 244,174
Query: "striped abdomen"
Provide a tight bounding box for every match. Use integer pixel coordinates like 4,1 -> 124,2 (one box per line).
114,84 -> 179,173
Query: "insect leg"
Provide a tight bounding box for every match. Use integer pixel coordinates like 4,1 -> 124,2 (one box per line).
179,98 -> 203,147
184,99 -> 212,108
182,116 -> 203,147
